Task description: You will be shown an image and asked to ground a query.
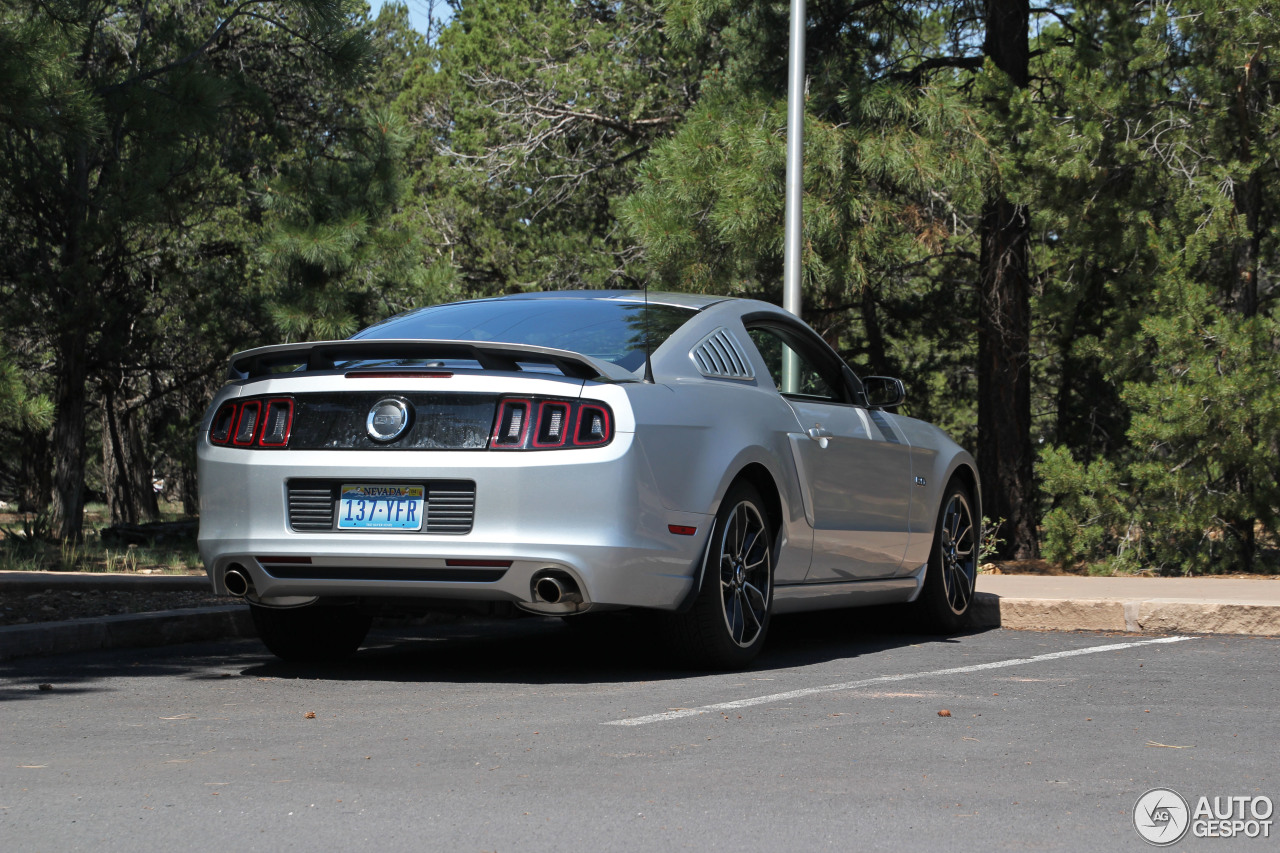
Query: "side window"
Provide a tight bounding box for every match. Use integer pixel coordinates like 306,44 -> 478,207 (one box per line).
746,327 -> 843,402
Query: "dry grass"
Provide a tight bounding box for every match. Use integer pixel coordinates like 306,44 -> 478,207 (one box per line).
0,503 -> 203,575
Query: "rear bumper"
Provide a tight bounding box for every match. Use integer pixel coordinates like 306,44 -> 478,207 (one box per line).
197,433 -> 711,611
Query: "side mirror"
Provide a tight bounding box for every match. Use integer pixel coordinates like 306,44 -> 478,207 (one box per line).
863,376 -> 906,409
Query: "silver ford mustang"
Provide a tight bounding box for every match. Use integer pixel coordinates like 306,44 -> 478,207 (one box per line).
197,291 -> 980,667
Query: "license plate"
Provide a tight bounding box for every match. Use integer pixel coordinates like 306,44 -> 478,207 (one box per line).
337,484 -> 425,530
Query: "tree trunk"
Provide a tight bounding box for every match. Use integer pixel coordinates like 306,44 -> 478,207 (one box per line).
1224,169 -> 1260,571
101,381 -> 160,525
18,429 -> 53,513
860,284 -> 890,376
983,0 -> 1030,87
1229,50 -> 1266,318
977,0 -> 1037,559
1230,170 -> 1261,318
50,138 -> 95,541
978,197 -> 1036,558
179,461 -> 199,517
50,327 -> 90,540
1222,56 -> 1266,566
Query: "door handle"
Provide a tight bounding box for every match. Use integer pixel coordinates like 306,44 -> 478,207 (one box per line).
807,426 -> 832,449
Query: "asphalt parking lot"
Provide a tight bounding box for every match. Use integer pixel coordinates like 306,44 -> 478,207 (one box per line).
2,614 -> 1275,852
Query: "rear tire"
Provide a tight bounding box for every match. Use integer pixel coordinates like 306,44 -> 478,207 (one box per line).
666,481 -> 774,669
915,481 -> 978,633
249,602 -> 372,662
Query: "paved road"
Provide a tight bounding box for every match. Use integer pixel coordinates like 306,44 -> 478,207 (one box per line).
2,614 -> 1275,852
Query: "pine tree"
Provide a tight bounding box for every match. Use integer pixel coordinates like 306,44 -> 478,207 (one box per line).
0,0 -> 369,537
395,0 -> 705,294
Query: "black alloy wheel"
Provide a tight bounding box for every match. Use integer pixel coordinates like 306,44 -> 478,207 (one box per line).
916,480 -> 978,632
667,480 -> 774,668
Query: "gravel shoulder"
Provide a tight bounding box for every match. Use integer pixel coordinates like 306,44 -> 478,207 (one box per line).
0,583 -> 234,627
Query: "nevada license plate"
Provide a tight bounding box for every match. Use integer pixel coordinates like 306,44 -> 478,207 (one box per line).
337,484 -> 425,530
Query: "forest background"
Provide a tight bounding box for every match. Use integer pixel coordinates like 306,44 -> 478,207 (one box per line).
1,0 -> 1278,575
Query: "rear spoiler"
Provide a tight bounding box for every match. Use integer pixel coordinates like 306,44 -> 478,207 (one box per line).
226,339 -> 630,382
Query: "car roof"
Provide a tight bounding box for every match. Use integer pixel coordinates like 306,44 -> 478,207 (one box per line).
484,290 -> 730,310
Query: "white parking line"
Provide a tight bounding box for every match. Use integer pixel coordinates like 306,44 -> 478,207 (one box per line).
604,636 -> 1197,726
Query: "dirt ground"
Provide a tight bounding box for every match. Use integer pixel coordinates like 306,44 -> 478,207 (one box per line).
0,585 -> 234,627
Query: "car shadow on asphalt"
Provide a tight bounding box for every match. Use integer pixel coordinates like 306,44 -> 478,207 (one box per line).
238,605 -> 989,685
0,606 -> 993,700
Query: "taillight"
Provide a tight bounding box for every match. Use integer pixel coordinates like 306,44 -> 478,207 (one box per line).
232,401 -> 261,446
258,399 -> 294,447
208,397 -> 294,449
491,399 -> 531,448
489,397 -> 613,450
575,405 -> 611,446
210,402 -> 237,445
533,401 -> 570,448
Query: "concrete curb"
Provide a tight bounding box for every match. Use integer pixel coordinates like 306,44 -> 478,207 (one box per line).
968,593 -> 1280,636
0,570 -> 208,593
0,605 -> 253,661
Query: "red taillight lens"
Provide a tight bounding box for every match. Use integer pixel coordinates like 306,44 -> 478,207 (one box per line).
210,402 -> 237,445
232,401 -> 261,446
491,399 -> 531,448
489,398 -> 613,450
258,399 -> 294,447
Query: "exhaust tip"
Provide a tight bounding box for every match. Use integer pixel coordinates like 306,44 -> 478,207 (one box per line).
223,565 -> 251,597
534,576 -> 565,604
533,572 -> 582,605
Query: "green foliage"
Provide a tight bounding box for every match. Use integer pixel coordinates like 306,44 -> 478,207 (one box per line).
1033,1 -> 1280,574
258,108 -> 450,340
1123,287 -> 1280,573
623,2 -> 987,437
395,0 -> 704,292
1041,288 -> 1280,574
0,348 -> 52,432
0,0 -> 378,532
1038,445 -> 1134,569
979,517 -> 1007,564
3,512 -> 56,546
625,82 -> 985,293
3,0 -> 1280,574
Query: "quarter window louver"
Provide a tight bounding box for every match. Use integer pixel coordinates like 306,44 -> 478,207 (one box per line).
691,329 -> 755,381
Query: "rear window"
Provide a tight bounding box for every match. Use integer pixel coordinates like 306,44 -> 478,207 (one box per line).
354,298 -> 696,372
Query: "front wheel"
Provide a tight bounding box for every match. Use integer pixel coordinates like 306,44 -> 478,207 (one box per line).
249,602 -> 372,662
666,481 -> 774,669
914,481 -> 979,633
